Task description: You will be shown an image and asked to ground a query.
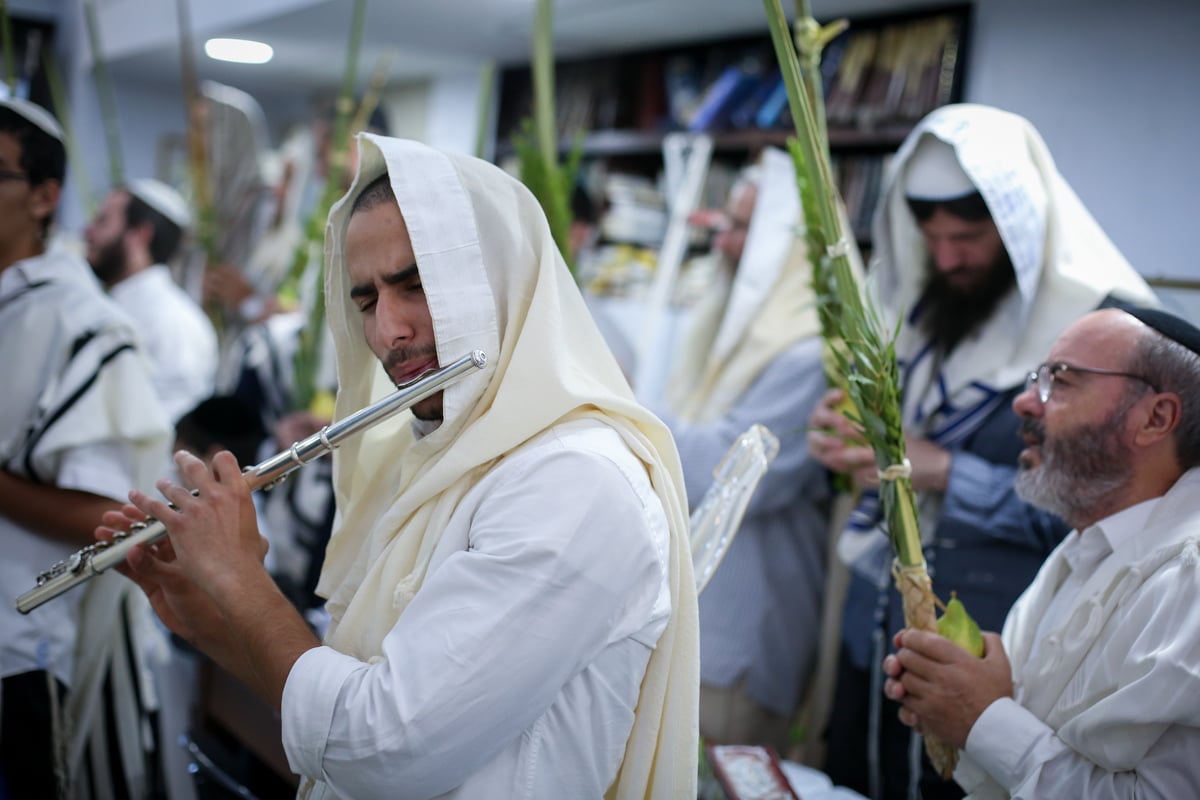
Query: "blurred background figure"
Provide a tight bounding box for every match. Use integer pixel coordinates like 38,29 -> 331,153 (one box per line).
85,178 -> 218,423
653,150 -> 833,754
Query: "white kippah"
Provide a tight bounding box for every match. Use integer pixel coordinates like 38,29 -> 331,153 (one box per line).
127,178 -> 191,229
904,134 -> 975,201
0,96 -> 64,142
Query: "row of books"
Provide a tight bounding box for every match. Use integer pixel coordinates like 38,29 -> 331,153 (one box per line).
668,12 -> 963,134
496,9 -> 965,142
832,153 -> 895,244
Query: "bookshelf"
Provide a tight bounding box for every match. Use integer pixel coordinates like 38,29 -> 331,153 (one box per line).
495,4 -> 971,257
3,14 -> 57,111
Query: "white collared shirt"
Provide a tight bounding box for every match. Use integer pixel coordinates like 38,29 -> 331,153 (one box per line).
1025,498 -> 1154,668
281,420 -> 671,799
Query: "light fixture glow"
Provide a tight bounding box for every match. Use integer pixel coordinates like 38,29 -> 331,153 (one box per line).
204,38 -> 274,65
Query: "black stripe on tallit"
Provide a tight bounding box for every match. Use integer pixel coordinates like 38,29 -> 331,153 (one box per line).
20,342 -> 136,484
0,279 -> 53,314
70,329 -> 99,360
102,669 -> 132,800
121,590 -> 163,796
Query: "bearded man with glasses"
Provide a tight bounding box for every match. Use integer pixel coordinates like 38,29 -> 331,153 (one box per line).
884,305 -> 1200,798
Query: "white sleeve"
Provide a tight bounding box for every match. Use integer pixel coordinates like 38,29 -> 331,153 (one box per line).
963,556 -> 1200,800
57,439 -> 138,503
964,700 -> 1199,799
281,442 -> 668,798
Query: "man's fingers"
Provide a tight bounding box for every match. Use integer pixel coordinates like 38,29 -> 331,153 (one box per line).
210,450 -> 244,484
897,706 -> 922,731
897,667 -> 937,700
155,480 -> 197,514
126,542 -> 183,583
174,450 -> 211,490
900,628 -> 969,663
882,653 -> 902,678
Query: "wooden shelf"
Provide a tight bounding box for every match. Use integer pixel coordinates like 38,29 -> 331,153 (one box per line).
495,123 -> 914,160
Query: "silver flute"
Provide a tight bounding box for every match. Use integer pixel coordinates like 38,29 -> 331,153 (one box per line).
15,350 -> 488,614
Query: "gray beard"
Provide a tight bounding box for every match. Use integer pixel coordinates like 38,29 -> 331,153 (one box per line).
1014,409 -> 1133,526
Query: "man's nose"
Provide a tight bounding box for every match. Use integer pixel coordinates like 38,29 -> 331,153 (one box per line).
1012,381 -> 1042,418
376,296 -> 416,345
930,240 -> 961,272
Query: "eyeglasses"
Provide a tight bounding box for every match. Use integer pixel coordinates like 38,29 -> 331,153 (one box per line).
0,170 -> 28,183
1024,362 -> 1160,403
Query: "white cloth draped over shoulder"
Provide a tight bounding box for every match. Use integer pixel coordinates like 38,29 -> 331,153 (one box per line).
310,135 -> 698,799
666,147 -> 823,423
0,249 -> 169,499
955,468 -> 1200,798
872,103 -> 1157,413
0,248 -> 170,705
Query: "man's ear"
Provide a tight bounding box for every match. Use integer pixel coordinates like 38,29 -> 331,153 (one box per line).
125,220 -> 155,253
1133,392 -> 1182,447
28,179 -> 61,230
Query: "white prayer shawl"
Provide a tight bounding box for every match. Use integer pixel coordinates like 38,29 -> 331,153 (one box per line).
667,147 -> 823,423
0,248 -> 171,798
0,249 -> 169,491
840,104 -> 1156,570
315,135 -> 698,800
873,104 -> 1157,410
955,468 -> 1200,798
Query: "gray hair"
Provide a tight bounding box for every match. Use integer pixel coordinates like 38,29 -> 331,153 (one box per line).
1128,326 -> 1200,469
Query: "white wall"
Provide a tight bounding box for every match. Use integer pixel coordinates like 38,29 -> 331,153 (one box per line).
966,0 -> 1200,286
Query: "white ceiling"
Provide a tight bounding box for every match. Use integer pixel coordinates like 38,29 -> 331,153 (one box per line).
86,0 -> 959,98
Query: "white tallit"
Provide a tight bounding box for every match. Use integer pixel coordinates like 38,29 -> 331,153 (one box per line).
667,147 -> 823,423
0,249 -> 170,490
315,134 -> 698,799
873,103 -> 1157,409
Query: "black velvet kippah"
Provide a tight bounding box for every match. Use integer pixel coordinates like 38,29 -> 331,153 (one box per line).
1118,305 -> 1200,355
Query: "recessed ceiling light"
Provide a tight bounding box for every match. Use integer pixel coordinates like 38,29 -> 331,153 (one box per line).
204,38 -> 274,65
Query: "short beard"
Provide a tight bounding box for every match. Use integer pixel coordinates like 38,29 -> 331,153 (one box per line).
915,249 -> 1017,355
89,238 -> 128,287
1014,401 -> 1136,526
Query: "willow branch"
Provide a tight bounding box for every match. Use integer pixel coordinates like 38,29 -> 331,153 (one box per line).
83,0 -> 124,186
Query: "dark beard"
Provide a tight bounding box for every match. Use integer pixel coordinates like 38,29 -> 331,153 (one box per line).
915,250 -> 1017,355
89,238 -> 128,287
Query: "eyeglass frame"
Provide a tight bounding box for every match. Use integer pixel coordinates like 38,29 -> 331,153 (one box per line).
1024,362 -> 1160,403
0,169 -> 29,183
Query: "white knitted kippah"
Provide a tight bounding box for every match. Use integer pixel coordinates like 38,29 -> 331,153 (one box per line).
127,178 -> 191,229
0,96 -> 64,142
904,134 -> 975,201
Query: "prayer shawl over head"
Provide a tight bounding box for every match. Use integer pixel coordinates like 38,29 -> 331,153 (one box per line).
667,147 -> 822,422
316,134 -> 698,799
841,104 -> 1156,572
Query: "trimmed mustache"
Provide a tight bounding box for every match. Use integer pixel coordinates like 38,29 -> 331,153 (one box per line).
384,345 -> 438,373
1019,416 -> 1045,446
